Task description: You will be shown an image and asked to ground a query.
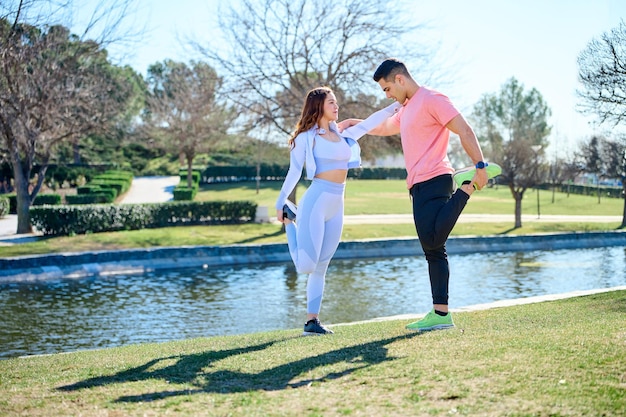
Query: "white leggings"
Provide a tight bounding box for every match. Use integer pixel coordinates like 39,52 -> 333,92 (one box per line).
285,178 -> 345,315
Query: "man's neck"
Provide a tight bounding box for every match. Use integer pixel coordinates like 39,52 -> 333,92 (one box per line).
405,80 -> 421,100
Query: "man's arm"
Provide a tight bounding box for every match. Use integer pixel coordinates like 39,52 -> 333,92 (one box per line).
446,113 -> 488,189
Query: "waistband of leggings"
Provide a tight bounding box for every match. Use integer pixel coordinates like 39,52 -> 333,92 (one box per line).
312,177 -> 346,193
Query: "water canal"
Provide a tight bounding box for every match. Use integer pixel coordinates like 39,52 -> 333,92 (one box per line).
1,245 -> 624,359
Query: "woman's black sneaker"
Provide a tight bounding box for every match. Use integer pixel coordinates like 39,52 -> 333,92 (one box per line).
302,318 -> 334,336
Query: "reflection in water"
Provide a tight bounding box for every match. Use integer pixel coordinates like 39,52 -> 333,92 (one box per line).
1,246 -> 624,359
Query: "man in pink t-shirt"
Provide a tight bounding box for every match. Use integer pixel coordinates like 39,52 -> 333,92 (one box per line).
340,58 -> 490,332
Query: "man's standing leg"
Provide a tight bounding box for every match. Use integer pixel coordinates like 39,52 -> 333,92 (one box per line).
406,174 -> 469,331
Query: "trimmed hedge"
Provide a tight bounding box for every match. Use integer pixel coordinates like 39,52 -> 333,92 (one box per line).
33,194 -> 62,205
174,169 -> 201,201
68,170 -> 133,205
29,200 -> 257,236
172,186 -> 197,200
0,195 -> 8,218
555,183 -> 624,199
65,193 -> 114,205
5,193 -> 62,214
179,169 -> 201,185
350,167 -> 407,180
203,164 -> 287,183
201,165 -> 408,182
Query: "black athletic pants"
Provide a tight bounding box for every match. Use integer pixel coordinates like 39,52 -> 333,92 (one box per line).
410,174 -> 469,305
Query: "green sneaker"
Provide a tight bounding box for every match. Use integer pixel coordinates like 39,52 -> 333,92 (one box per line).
406,309 -> 454,332
453,162 -> 502,189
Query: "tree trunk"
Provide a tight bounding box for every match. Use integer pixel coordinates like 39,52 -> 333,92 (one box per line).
514,195 -> 523,229
12,161 -> 33,234
186,157 -> 193,188
255,161 -> 261,194
621,183 -> 626,228
73,140 -> 81,164
509,184 -> 523,229
8,136 -> 33,234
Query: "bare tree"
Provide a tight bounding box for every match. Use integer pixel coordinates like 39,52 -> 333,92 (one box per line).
191,0 -> 439,158
143,60 -> 237,188
0,0 -> 145,55
577,22 -> 626,227
0,1 -> 142,233
472,78 -> 552,228
577,20 -> 626,127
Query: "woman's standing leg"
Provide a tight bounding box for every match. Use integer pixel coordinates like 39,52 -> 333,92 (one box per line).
294,179 -> 345,335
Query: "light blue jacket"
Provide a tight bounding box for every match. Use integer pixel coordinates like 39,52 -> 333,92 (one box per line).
276,102 -> 402,210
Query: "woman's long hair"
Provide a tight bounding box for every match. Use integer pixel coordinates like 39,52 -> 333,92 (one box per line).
288,86 -> 333,148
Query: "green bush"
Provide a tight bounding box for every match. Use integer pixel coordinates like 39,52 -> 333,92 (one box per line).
5,193 -> 62,213
29,200 -> 257,236
66,194 -> 114,205
30,204 -> 153,235
179,169 -> 201,186
94,170 -> 134,182
7,194 -> 16,214
77,185 -> 103,195
557,183 -> 623,199
42,164 -> 107,188
82,170 -> 133,200
0,195 -> 8,218
172,186 -> 198,201
89,180 -> 124,197
351,167 -> 407,180
200,165 -> 409,182
173,170 -> 200,201
203,164 -> 288,183
148,201 -> 256,227
34,194 -> 62,205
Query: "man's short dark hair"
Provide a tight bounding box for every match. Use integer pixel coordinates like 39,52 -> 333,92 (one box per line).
373,58 -> 409,82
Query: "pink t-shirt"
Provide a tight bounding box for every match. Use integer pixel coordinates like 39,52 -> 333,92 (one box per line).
391,86 -> 460,188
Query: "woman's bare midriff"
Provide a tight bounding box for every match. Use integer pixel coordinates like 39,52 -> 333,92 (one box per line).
315,169 -> 348,184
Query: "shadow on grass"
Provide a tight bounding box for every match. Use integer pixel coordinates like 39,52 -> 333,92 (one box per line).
57,332 -> 419,402
497,227 -> 518,235
234,228 -> 284,245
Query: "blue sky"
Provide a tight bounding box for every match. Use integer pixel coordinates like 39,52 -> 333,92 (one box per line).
95,0 -> 626,155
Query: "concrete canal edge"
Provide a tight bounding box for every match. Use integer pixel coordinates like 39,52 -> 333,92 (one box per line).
1,230 -> 625,281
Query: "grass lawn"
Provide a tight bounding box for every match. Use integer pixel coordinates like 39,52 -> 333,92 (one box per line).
195,180 -> 625,216
1,181 -> 624,416
0,289 -> 624,416
1,180 -> 624,258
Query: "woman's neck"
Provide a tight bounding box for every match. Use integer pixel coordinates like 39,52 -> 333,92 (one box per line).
318,120 -> 331,131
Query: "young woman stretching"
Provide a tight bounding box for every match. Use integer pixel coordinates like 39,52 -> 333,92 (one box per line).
276,86 -> 400,336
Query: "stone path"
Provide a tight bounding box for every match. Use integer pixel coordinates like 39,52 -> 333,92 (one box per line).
118,176 -> 180,204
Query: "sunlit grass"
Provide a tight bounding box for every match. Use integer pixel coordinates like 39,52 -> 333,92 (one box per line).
197,180 -> 624,216
0,290 -> 624,416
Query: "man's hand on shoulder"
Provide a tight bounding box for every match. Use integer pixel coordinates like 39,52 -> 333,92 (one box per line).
337,119 -> 362,132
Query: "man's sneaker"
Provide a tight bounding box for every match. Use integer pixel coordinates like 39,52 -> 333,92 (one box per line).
302,318 -> 334,336
453,162 -> 502,189
282,200 -> 298,221
406,309 -> 454,332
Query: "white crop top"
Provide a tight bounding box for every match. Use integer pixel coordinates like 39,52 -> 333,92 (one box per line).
312,135 -> 352,174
